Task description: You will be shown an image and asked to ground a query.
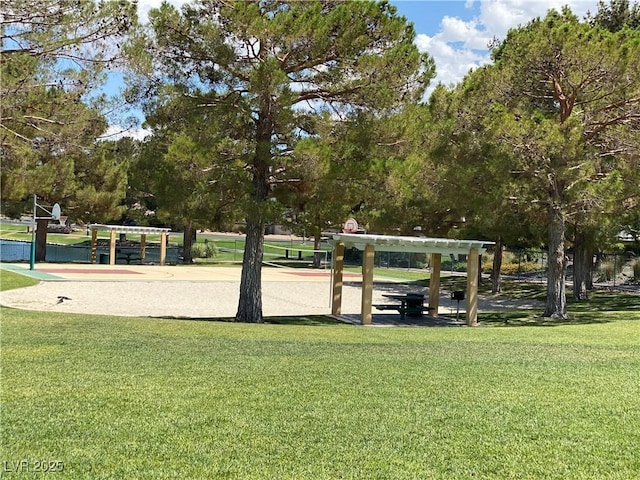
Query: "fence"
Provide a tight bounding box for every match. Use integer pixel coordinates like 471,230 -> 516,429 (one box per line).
487,248 -> 639,284
2,238 -> 636,283
342,246 -> 638,284
0,239 -> 180,264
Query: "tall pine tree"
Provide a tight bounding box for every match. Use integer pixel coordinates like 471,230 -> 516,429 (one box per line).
132,0 -> 434,322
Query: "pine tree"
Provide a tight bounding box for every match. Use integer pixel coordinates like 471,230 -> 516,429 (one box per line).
133,0 -> 434,322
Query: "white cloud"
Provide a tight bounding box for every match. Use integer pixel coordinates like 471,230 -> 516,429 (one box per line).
98,125 -> 152,141
137,0 -> 189,23
480,0 -> 599,37
438,16 -> 493,50
416,0 -> 600,96
416,34 -> 487,89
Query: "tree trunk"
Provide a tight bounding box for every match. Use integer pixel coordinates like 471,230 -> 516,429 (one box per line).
586,250 -> 594,291
491,238 -> 503,293
313,227 -> 322,268
235,121 -> 271,323
235,212 -> 265,323
544,204 -> 567,318
572,230 -> 590,300
182,221 -> 195,264
35,219 -> 48,261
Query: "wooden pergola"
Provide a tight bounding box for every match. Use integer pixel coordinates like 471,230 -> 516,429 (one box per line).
89,224 -> 171,266
330,233 -> 494,326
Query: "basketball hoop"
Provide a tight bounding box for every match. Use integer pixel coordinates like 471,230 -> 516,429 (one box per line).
51,203 -> 61,221
343,218 -> 359,233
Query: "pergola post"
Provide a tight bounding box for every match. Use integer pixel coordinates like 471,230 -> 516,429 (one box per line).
466,247 -> 479,326
109,229 -> 116,265
361,244 -> 375,325
160,232 -> 167,266
90,228 -> 98,263
331,242 -> 345,315
429,253 -> 441,317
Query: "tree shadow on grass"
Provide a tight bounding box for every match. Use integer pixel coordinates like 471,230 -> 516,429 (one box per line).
479,311 -> 614,327
265,315 -> 346,326
567,292 -> 640,312
480,302 -> 640,327
154,315 -> 345,326
477,288 -> 640,327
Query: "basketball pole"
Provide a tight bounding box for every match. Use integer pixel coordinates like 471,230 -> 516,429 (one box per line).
29,196 -> 60,271
29,194 -> 37,270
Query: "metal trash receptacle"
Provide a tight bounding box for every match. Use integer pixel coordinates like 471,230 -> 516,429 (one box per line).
451,291 -> 465,320
99,253 -> 109,264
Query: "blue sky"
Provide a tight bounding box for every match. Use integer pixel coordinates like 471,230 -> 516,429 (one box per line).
108,0 -> 601,138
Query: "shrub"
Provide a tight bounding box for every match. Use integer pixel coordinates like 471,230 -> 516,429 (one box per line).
192,241 -> 218,259
500,261 -> 542,275
596,261 -> 616,282
482,251 -> 544,276
205,242 -> 218,258
191,244 -> 205,258
441,258 -> 467,272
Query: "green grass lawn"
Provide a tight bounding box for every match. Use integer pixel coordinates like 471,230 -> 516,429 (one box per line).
0,270 -> 39,291
2,288 -> 639,479
2,269 -> 640,478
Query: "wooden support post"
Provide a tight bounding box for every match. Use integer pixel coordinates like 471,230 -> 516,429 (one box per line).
109,229 -> 116,265
466,247 -> 479,326
160,232 -> 167,266
140,235 -> 147,264
90,228 -> 98,263
331,242 -> 345,315
361,244 -> 375,325
429,253 -> 441,317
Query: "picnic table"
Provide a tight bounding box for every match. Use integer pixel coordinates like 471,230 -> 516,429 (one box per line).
374,293 -> 431,320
